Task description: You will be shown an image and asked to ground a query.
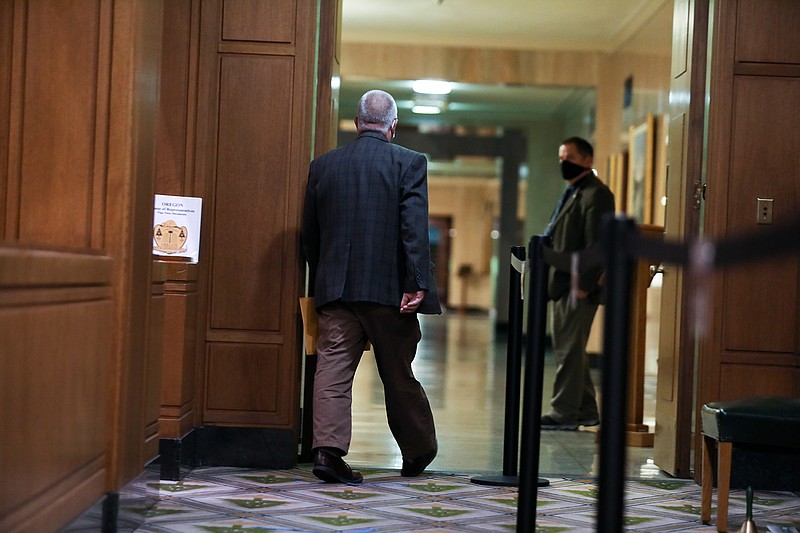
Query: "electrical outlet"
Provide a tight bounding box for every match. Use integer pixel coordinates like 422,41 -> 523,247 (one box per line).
756,198 -> 773,224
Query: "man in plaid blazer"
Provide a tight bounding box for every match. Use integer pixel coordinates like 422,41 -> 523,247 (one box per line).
302,90 -> 440,484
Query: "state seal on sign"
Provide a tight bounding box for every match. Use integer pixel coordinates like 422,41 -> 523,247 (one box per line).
153,220 -> 188,254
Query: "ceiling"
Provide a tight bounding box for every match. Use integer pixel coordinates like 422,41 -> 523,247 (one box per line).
338,78 -> 595,129
337,0 -> 672,163
341,0 -> 670,53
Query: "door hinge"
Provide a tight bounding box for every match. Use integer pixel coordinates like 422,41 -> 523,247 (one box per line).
693,182 -> 706,210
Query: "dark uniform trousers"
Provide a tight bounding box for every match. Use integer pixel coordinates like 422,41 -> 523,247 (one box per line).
549,296 -> 600,423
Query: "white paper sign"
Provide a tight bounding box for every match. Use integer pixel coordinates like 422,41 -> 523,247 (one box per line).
152,194 -> 202,263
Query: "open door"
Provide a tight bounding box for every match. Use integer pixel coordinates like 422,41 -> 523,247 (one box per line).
652,0 -> 708,478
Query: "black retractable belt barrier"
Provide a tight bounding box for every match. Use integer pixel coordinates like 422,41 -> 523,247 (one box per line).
517,213 -> 800,531
516,235 -> 551,532
596,216 -> 636,532
472,246 -> 527,487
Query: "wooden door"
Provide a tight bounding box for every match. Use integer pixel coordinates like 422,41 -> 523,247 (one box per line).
653,0 -> 708,478
698,0 -> 800,471
1,1 -> 163,529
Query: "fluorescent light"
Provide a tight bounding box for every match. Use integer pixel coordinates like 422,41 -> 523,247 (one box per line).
411,105 -> 442,114
412,79 -> 452,95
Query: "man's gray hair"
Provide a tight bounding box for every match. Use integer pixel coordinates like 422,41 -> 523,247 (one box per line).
357,90 -> 397,133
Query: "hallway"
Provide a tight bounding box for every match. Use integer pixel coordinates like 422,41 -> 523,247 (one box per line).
116,312 -> 800,532
348,311 -> 663,479
57,308 -> 800,532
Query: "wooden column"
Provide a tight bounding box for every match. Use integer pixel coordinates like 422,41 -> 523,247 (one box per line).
156,260 -> 199,480
191,0 -> 318,467
158,261 -> 200,440
144,261 -> 168,464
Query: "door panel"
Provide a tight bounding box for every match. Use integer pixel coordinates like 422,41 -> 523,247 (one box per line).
653,0 -> 707,478
698,0 -> 800,479
209,55 -> 292,332
197,0 -> 316,439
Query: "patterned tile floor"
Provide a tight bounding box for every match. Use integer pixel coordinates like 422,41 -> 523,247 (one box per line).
60,309 -> 799,532
126,466 -> 800,532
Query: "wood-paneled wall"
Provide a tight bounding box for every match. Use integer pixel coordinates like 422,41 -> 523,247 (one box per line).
1,0 -> 164,530
699,0 -> 800,442
154,0 -> 322,468
192,0 -> 316,453
0,249 -> 113,532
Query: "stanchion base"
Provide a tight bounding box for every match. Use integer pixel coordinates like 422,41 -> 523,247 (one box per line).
471,474 -> 517,487
470,475 -> 550,487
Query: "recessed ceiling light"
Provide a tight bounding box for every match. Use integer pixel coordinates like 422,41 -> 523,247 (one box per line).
412,79 -> 452,95
411,105 -> 442,114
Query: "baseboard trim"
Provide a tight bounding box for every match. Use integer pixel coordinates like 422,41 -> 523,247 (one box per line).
159,427 -> 198,481
195,426 -> 297,469
159,426 -> 297,479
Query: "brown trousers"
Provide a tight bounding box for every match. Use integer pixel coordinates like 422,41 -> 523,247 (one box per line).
312,301 -> 436,459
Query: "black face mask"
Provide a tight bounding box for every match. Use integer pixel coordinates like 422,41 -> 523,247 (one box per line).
560,159 -> 589,180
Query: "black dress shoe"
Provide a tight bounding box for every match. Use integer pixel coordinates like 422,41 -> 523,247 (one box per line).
312,449 -> 363,485
401,445 -> 437,477
540,414 -> 579,431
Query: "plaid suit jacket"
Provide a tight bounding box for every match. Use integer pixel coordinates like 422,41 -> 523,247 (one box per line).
302,131 -> 441,314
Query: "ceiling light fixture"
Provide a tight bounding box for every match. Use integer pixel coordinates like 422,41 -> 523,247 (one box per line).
411,80 -> 451,114
411,104 -> 442,115
412,79 -> 452,95
411,94 -> 448,114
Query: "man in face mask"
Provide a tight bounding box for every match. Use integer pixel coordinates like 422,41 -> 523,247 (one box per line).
541,137 -> 615,431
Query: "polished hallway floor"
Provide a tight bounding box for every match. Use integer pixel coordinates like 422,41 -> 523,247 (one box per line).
115,312 -> 800,533
348,312 -> 665,479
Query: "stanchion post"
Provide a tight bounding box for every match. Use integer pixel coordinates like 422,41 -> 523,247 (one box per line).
502,246 -> 525,477
472,246 -> 526,487
596,216 -> 636,532
517,235 -> 551,532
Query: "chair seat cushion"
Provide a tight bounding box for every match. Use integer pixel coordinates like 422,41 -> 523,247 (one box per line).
701,396 -> 800,448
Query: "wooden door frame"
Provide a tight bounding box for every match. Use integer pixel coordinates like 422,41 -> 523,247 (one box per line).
653,0 -> 708,479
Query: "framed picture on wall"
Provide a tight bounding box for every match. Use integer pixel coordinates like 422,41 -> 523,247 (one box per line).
627,114 -> 656,223
606,152 -> 628,213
